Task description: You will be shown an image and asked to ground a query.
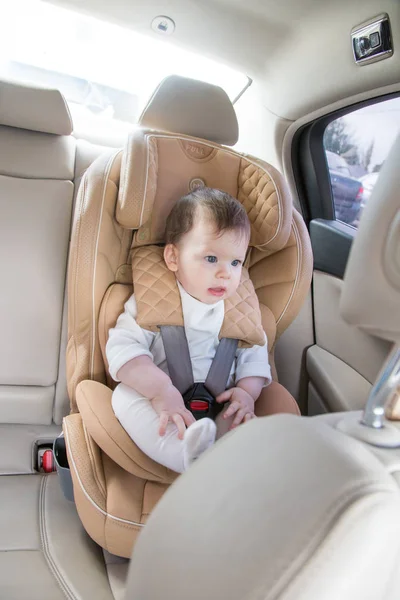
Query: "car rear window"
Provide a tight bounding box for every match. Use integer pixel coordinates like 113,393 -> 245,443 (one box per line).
1,0 -> 249,143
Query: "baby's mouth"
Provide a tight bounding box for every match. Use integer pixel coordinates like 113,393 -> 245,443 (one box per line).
208,287 -> 226,297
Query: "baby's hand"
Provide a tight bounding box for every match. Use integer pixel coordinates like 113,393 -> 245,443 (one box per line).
151,384 -> 196,439
216,387 -> 256,429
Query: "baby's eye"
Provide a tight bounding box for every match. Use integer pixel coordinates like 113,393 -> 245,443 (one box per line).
205,256 -> 217,263
231,259 -> 242,267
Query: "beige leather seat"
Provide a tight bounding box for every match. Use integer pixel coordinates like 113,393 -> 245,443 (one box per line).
0,80 -> 117,600
63,75 -> 313,558
0,80 -> 74,439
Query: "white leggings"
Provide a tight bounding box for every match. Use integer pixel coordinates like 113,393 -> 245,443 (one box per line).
112,383 -> 232,473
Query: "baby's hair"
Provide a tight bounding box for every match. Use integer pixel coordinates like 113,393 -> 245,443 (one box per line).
165,187 -> 250,245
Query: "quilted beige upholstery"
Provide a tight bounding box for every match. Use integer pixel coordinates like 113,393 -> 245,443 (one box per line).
132,246 -> 184,329
117,131 -> 292,253
238,157 -> 290,251
132,245 -> 265,347
250,210 -> 313,339
219,270 -> 265,347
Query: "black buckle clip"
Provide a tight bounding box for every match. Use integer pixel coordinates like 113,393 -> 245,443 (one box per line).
182,383 -> 221,420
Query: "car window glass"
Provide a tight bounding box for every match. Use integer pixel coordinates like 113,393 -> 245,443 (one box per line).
323,97 -> 400,227
0,0 -> 248,139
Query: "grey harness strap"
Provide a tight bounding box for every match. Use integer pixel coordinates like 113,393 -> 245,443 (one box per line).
159,326 -> 194,394
160,326 -> 238,397
205,337 -> 238,397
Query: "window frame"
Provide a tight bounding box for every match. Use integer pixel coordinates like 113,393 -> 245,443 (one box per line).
291,92 -> 400,229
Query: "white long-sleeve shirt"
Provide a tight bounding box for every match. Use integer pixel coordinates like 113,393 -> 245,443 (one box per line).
106,282 -> 271,388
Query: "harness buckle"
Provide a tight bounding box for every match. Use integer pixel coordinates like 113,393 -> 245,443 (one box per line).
182,382 -> 222,420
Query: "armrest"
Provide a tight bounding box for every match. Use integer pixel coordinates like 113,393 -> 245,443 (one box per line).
76,380 -> 177,484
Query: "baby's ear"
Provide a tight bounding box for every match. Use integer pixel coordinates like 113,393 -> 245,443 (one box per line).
164,244 -> 179,272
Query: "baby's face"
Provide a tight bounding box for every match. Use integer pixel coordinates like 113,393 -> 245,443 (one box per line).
164,215 -> 249,304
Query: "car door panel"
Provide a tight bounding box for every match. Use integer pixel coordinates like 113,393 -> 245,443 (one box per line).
307,345 -> 372,414
308,269 -> 391,413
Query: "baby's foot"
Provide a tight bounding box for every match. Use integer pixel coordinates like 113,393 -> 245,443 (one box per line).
183,418 -> 217,470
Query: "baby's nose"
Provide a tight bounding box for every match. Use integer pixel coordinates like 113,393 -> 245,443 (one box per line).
217,265 -> 231,279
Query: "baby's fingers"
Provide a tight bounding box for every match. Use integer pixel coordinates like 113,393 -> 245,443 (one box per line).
158,411 -> 169,437
172,413 -> 186,440
223,401 -> 240,419
244,413 -> 256,423
216,389 -> 233,403
231,409 -> 246,429
182,409 -> 196,428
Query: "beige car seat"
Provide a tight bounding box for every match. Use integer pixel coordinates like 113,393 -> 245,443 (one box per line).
63,75 -> 313,558
126,135 -> 400,600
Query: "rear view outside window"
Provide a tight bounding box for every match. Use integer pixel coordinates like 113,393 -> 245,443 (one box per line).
323,97 -> 400,227
0,0 -> 248,141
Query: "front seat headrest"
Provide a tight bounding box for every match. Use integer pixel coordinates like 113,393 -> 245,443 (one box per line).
138,74 -> 239,146
340,134 -> 400,343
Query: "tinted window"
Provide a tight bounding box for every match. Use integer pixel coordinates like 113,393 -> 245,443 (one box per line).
323,97 -> 400,227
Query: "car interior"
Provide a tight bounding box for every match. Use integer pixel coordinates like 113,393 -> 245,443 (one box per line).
1,1 -> 400,599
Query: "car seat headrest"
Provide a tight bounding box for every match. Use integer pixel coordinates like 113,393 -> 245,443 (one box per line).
138,75 -> 239,146
117,128 -> 292,251
0,79 -> 73,136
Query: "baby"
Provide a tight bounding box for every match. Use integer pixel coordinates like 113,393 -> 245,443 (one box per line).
106,187 -> 272,473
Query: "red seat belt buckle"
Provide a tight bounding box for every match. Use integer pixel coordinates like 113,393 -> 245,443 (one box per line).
190,400 -> 209,412
42,449 -> 55,473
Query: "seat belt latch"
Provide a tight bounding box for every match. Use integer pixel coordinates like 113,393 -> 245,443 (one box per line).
183,382 -> 222,420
